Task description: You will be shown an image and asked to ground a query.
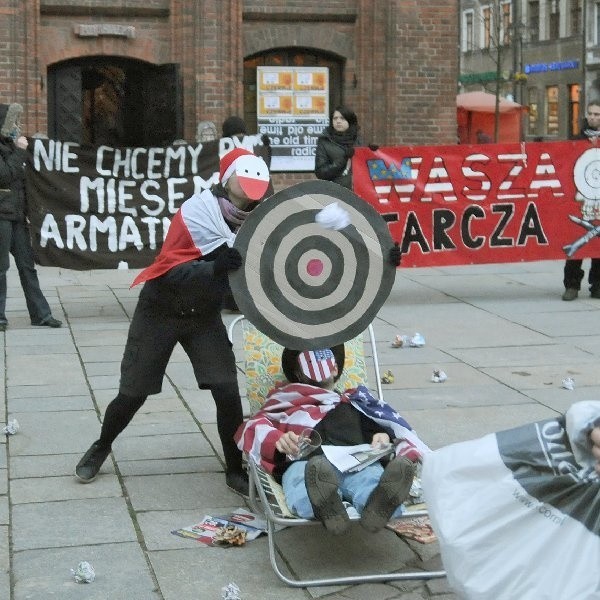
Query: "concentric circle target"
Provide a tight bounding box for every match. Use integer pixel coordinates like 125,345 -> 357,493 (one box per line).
230,180 -> 396,350
574,148 -> 600,200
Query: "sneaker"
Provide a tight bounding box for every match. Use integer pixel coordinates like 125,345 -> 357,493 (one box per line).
360,457 -> 416,533
226,470 -> 249,497
32,316 -> 62,328
591,287 -> 600,299
305,455 -> 349,535
562,288 -> 579,301
75,441 -> 111,483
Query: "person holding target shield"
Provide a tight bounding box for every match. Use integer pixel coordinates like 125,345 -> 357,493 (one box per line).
75,148 -> 270,497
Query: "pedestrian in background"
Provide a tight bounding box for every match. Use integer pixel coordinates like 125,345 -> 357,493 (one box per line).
562,100 -> 600,301
315,105 -> 362,190
0,103 -> 62,332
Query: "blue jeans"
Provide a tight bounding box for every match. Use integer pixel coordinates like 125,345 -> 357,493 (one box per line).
282,459 -> 405,519
0,220 -> 51,325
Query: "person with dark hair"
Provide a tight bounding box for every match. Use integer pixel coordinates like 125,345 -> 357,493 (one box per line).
314,105 -> 361,190
0,102 -> 62,332
562,100 -> 600,301
75,148 -> 271,497
235,346 -> 426,535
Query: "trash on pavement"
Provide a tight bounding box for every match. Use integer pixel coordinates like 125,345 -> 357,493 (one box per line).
3,419 -> 19,435
562,377 -> 575,390
381,370 -> 395,384
431,369 -> 448,383
71,561 -> 95,583
391,332 -> 425,348
221,582 -> 241,599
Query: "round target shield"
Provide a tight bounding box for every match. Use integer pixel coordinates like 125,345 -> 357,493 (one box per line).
574,148 -> 600,200
230,180 -> 396,350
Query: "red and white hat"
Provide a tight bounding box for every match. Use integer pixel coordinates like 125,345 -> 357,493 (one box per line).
297,348 -> 337,383
220,148 -> 269,200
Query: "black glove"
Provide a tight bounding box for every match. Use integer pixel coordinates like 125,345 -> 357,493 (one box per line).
345,146 -> 355,159
368,143 -> 380,151
213,247 -> 242,277
389,242 -> 402,267
261,133 -> 271,147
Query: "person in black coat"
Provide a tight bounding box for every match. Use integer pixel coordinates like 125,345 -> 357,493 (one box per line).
562,100 -> 600,301
75,148 -> 271,497
314,105 -> 361,190
0,102 -> 62,331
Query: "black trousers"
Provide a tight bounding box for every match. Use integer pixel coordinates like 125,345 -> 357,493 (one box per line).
563,258 -> 600,290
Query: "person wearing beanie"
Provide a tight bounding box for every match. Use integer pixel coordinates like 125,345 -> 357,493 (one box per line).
75,148 -> 270,497
0,102 -> 62,331
235,346 -> 428,535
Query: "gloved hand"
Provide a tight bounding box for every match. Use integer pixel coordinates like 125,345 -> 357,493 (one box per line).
213,247 -> 242,277
389,242 -> 402,267
345,146 -> 355,159
261,133 -> 271,147
368,143 -> 379,151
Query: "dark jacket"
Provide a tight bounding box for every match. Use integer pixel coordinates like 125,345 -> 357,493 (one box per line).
315,131 -> 355,189
0,103 -> 27,222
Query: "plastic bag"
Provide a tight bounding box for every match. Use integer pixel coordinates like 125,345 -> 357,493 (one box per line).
422,402 -> 600,600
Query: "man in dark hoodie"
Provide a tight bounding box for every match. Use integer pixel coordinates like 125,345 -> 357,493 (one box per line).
562,100 -> 600,301
0,103 -> 62,331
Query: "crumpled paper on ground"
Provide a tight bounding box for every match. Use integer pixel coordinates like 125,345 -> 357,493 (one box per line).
431,369 -> 448,383
562,377 -> 575,390
3,419 -> 19,435
391,333 -> 426,348
221,582 -> 241,599
71,561 -> 95,583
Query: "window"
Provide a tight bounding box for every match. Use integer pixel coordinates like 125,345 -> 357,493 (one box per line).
243,49 -> 342,133
570,0 -> 582,35
482,5 -> 492,48
549,0 -> 560,39
529,1 -> 540,42
569,84 -> 580,138
528,88 -> 538,136
463,10 -> 474,52
595,2 -> 600,44
546,86 -> 559,136
502,1 -> 512,45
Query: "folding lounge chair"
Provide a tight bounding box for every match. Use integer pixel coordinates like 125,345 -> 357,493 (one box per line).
228,316 -> 446,587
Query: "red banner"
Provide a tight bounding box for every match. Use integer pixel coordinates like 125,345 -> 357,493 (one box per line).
353,141 -> 600,268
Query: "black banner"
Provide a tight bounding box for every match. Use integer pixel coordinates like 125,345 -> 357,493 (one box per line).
25,135 -> 270,270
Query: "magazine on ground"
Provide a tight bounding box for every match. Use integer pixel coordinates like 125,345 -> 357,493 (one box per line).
386,515 -> 437,544
171,508 -> 267,547
321,443 -> 395,473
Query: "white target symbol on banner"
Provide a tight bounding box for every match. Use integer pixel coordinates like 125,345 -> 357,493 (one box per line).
574,147 -> 600,201
230,180 -> 396,350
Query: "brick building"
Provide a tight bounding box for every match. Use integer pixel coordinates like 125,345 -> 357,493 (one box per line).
2,0 -> 458,188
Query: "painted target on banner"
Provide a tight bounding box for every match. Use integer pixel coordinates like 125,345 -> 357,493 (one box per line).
230,180 -> 396,350
574,148 -> 600,201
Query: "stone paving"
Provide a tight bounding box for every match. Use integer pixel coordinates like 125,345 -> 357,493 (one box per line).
1,258 -> 599,599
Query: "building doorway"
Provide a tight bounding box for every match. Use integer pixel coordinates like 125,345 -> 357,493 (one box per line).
48,56 -> 182,147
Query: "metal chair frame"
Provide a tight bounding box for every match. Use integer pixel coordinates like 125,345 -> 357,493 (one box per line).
228,316 -> 446,587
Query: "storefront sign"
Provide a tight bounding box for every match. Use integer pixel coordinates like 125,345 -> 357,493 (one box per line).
524,60 -> 579,74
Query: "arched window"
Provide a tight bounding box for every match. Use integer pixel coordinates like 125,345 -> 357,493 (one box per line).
243,48 -> 343,131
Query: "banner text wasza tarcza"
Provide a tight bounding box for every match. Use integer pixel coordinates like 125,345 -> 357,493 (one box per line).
353,141 -> 600,267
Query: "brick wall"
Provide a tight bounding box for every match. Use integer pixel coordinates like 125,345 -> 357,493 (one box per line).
0,0 -> 458,173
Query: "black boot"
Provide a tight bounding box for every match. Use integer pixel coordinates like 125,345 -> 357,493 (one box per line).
75,441 -> 111,483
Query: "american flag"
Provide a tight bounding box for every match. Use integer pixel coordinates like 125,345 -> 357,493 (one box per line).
345,385 -> 430,459
298,349 -> 336,382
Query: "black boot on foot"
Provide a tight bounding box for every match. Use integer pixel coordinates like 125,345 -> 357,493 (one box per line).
75,441 -> 111,483
226,470 -> 249,497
